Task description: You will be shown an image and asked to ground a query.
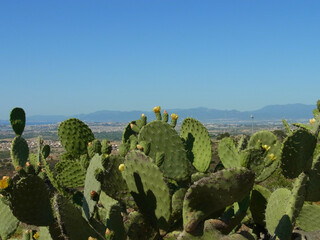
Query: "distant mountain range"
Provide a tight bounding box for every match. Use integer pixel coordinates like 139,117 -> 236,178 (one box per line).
0,104 -> 315,124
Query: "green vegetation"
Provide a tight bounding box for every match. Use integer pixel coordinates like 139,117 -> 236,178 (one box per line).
1,103 -> 320,240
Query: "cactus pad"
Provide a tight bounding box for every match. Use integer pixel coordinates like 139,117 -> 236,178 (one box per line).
296,204 -> 320,232
180,118 -> 212,172
82,154 -> 103,220
218,138 -> 241,168
10,175 -> 53,226
10,107 -> 26,136
55,160 -> 86,188
123,150 -> 171,230
281,129 -> 317,178
138,121 -> 189,181
58,118 -> 94,157
11,136 -> 29,168
0,197 -> 19,240
183,167 -> 255,232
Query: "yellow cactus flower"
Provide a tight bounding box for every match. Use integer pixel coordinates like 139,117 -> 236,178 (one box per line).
118,164 -> 125,172
0,176 -> 9,189
310,118 -> 316,125
262,145 -> 271,151
33,231 -> 40,239
171,113 -> 178,120
136,145 -> 143,150
105,228 -> 111,235
268,153 -> 277,161
153,106 -> 161,113
141,113 -> 145,117
88,237 -> 97,240
26,162 -> 30,167
88,142 -> 92,146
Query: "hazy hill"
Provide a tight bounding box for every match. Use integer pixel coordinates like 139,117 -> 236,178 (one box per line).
0,104 -> 315,124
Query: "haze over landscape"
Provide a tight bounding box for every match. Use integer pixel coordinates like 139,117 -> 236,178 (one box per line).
1,1 -> 320,119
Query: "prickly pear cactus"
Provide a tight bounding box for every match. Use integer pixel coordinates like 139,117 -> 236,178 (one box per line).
217,138 -> 241,168
296,203 -> 320,232
58,118 -> 95,157
138,121 -> 189,181
10,107 -> 26,136
183,167 -> 255,233
180,118 -> 212,172
0,197 -> 19,240
281,129 -> 317,179
55,160 -> 86,188
122,150 -> 171,231
11,136 -> 29,168
9,175 -> 54,226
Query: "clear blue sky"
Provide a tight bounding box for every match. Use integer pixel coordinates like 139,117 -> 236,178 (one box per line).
1,0 -> 320,119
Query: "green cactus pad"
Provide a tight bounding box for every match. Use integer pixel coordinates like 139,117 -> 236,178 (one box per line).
306,155 -> 320,201
296,203 -> 320,232
266,172 -> 307,240
0,197 -> 19,240
10,107 -> 26,136
281,129 -> 317,179
138,121 -> 189,181
183,167 -> 255,233
249,185 -> 271,226
88,139 -> 102,158
122,121 -> 137,144
171,188 -> 187,222
180,118 -> 212,172
54,194 -> 103,240
265,188 -> 292,239
82,154 -> 103,220
58,118 -> 94,157
190,172 -> 211,183
55,160 -> 86,188
101,139 -> 112,155
218,138 -> 241,168
100,154 -> 133,205
11,136 -> 29,168
125,211 -> 159,240
10,175 -> 53,226
38,227 -> 54,240
123,150 -> 171,231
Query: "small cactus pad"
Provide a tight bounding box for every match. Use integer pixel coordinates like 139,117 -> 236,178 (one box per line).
58,118 -> 94,157
123,150 -> 171,230
82,154 -> 103,220
296,203 -> 320,232
218,138 -> 241,168
183,167 -> 255,232
54,194 -> 102,240
100,154 -> 132,205
0,197 -> 19,240
10,175 -> 53,226
55,160 -> 86,188
88,139 -> 102,158
11,136 -> 29,168
281,129 -> 317,178
138,121 -> 189,181
180,118 -> 212,172
10,107 -> 26,136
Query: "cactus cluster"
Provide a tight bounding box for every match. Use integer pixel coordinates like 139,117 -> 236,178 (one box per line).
1,102 -> 320,240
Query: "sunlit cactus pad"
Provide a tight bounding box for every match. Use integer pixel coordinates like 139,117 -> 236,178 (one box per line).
180,118 -> 212,172
183,167 -> 255,233
10,136 -> 29,168
58,118 -> 94,157
123,150 -> 171,230
138,120 -> 189,181
0,197 -> 19,240
55,160 -> 86,188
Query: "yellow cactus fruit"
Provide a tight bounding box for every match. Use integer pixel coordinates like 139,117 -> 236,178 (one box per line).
310,118 -> 316,124
153,106 -> 161,113
0,176 -> 9,189
268,153 -> 277,161
33,231 -> 40,239
262,144 -> 271,151
171,113 -> 178,120
118,164 -> 125,172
